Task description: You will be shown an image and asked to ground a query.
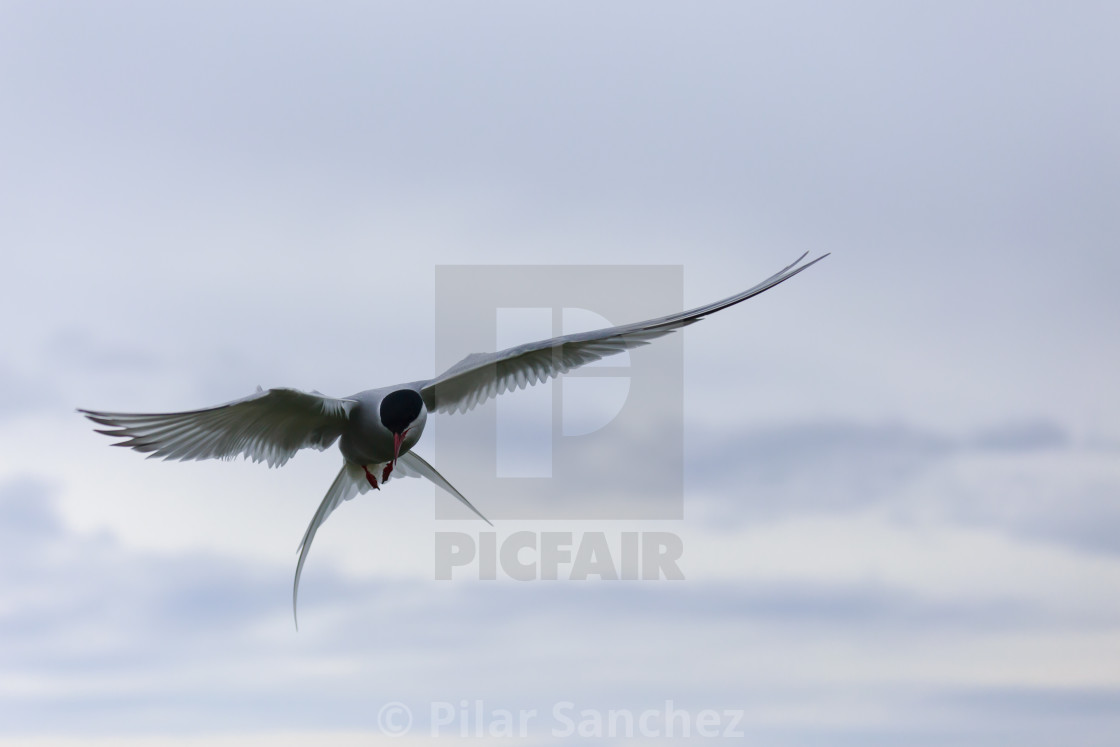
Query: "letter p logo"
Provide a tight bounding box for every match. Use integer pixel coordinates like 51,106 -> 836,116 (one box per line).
434,265 -> 684,520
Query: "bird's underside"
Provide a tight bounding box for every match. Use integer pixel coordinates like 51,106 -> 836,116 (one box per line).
79,252 -> 827,627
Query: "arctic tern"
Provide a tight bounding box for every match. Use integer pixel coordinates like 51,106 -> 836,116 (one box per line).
80,252 -> 827,625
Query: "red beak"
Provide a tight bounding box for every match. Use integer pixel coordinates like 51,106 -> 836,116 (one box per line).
392,429 -> 408,467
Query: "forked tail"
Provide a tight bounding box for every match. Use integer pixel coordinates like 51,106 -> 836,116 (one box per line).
293,462 -> 365,629
292,455 -> 490,629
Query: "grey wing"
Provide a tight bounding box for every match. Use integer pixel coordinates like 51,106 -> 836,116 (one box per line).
391,451 -> 491,525
420,252 -> 828,415
79,387 -> 356,467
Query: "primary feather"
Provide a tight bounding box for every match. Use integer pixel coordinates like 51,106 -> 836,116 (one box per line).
79,387 -> 355,467
420,252 -> 827,415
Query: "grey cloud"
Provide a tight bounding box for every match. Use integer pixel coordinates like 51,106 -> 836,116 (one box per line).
0,478 -> 60,541
434,414 -> 1080,525
970,420 -> 1070,452
452,581 -> 1040,635
688,418 -> 1069,517
682,418 -> 1120,560
940,685 -> 1120,720
43,329 -> 163,375
920,687 -> 1120,747
0,476 -> 1084,736
938,462 -> 1120,556
0,363 -> 57,419
3,2 -> 1116,251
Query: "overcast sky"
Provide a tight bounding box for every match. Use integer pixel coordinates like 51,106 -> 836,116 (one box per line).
2,2 -> 1119,745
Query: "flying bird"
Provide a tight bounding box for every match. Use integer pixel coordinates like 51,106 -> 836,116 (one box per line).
80,253 -> 827,625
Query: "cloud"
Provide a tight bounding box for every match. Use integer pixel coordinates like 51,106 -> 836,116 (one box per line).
687,418 -> 1069,517
917,449 -> 1120,556
969,420 -> 1070,452
0,365 -> 57,420
3,451 -> 1120,744
683,417 -> 1120,560
0,478 -> 61,541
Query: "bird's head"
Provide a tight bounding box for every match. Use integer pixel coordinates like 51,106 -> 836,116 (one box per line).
379,389 -> 427,467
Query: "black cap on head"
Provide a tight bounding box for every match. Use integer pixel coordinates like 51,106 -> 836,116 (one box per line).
380,389 -> 423,434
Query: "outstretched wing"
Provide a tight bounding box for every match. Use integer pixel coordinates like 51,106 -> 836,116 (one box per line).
420,252 -> 828,415
79,387 -> 356,467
